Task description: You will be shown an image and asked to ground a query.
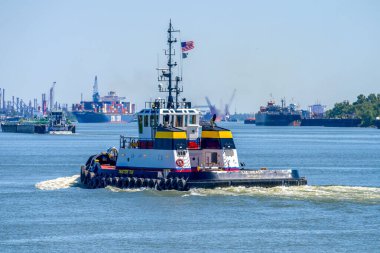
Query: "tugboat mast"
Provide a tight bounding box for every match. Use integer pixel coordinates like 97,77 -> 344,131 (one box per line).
158,20 -> 182,109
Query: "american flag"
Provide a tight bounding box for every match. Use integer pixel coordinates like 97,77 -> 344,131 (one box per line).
181,41 -> 194,52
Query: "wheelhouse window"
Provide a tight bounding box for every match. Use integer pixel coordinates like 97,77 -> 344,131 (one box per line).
144,115 -> 149,127
184,115 -> 188,127
162,114 -> 170,125
150,115 -> 158,127
176,115 -> 183,127
190,115 -> 196,124
138,115 -> 143,134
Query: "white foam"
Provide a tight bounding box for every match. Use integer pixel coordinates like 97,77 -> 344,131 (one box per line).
187,185 -> 380,203
35,175 -> 79,190
34,176 -> 380,203
49,131 -> 73,135
105,186 -> 145,193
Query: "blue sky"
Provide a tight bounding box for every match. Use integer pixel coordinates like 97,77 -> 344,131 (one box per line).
0,0 -> 379,113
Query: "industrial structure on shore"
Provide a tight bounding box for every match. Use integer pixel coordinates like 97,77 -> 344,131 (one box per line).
0,83 -> 75,134
0,82 -> 374,129
0,83 -> 69,121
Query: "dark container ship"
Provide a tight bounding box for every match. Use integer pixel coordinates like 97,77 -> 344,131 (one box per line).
255,100 -> 302,126
72,76 -> 136,123
80,21 -> 306,191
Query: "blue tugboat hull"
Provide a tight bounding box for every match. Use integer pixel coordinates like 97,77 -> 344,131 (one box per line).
81,163 -> 307,190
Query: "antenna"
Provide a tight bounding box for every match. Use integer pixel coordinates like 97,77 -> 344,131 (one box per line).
157,20 -> 183,109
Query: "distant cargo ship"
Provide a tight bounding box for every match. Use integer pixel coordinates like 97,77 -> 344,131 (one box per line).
72,76 -> 136,123
255,100 -> 302,126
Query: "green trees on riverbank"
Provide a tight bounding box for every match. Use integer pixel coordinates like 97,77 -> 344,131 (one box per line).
326,94 -> 380,127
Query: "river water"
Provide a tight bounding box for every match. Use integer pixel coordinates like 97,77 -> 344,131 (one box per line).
0,123 -> 379,252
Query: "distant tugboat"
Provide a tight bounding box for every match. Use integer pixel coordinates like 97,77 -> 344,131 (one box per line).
244,118 -> 256,124
1,110 -> 75,134
47,111 -> 76,134
80,21 -> 307,190
255,100 -> 302,126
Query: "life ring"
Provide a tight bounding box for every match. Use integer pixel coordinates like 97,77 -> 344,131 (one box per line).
176,159 -> 184,167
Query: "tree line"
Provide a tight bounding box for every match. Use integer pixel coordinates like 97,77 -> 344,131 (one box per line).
326,94 -> 380,127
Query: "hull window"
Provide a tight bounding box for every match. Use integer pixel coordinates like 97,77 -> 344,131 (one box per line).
206,152 -> 218,166
211,152 -> 218,164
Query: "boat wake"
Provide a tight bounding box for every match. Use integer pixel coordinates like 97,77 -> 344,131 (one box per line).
49,131 -> 74,135
34,176 -> 380,204
186,185 -> 380,204
35,175 -> 80,190
105,186 -> 144,193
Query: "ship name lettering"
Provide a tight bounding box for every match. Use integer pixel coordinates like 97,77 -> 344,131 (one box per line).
119,169 -> 134,175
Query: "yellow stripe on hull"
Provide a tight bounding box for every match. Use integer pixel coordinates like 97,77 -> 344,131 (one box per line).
155,131 -> 187,139
201,131 -> 233,139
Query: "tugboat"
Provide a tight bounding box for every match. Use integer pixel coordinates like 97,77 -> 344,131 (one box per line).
80,21 -> 307,190
244,118 -> 256,124
47,110 -> 76,134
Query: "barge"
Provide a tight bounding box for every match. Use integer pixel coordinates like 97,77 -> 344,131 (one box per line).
300,118 -> 361,127
1,111 -> 75,134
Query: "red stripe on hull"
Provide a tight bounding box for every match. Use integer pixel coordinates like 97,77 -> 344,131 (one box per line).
100,165 -> 116,170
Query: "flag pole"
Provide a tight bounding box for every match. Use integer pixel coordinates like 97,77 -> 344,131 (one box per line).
179,31 -> 183,81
